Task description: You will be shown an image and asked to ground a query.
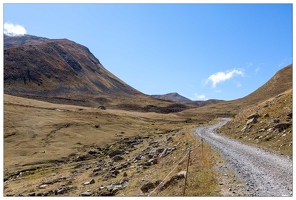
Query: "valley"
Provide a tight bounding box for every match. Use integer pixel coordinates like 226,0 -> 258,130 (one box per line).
3,34 -> 292,197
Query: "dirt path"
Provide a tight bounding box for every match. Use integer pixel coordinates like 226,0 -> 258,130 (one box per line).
194,118 -> 293,197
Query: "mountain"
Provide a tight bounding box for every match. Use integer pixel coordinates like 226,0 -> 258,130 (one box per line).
151,92 -> 192,104
4,34 -> 50,49
235,64 -> 292,105
181,64 -> 292,119
151,92 -> 224,107
217,64 -> 292,157
4,34 -> 141,99
4,34 -> 191,113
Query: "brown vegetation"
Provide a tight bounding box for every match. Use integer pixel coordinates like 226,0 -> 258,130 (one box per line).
218,89 -> 292,157
4,94 -> 241,196
3,35 -> 292,196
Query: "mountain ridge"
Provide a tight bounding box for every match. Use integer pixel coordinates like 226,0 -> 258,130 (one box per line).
4,35 -> 141,99
151,92 -> 192,104
151,92 -> 224,107
4,34 -> 292,113
4,34 -> 193,113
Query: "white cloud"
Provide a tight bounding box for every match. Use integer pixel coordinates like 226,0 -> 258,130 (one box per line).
206,69 -> 244,88
4,22 -> 27,36
255,68 -> 260,73
193,94 -> 207,100
236,82 -> 242,87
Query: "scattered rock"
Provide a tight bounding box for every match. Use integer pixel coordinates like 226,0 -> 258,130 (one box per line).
28,192 -> 36,196
39,184 -> 49,189
90,178 -> 95,184
81,191 -> 92,196
111,170 -> 120,177
273,123 -> 292,132
140,180 -> 162,193
109,149 -> 124,158
88,149 -> 98,155
286,113 -> 292,120
159,171 -> 186,191
111,155 -> 124,162
123,172 -> 128,177
241,126 -> 247,132
263,113 -> 269,118
166,136 -> 173,142
98,106 -> 106,110
149,141 -> 159,147
113,184 -> 124,192
246,118 -> 257,125
56,186 -> 70,195
271,118 -> 280,123
93,167 -> 101,173
159,148 -> 173,158
97,188 -> 116,196
95,124 -> 100,128
102,173 -> 116,180
133,154 -> 142,162
267,128 -> 274,133
247,113 -> 260,120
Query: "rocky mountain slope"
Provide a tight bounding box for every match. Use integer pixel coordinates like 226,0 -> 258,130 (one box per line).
4,34 -> 140,99
214,64 -> 292,157
4,34 -> 50,49
218,89 -> 292,157
4,34 -> 194,113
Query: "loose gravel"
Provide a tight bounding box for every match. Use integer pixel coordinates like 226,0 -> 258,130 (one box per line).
194,118 -> 293,197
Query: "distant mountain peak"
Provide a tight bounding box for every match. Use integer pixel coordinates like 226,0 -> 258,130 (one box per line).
151,92 -> 192,104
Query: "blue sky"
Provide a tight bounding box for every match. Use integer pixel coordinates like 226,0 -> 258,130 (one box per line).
3,3 -> 292,101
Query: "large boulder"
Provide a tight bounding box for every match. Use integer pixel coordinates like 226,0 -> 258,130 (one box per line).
159,171 -> 186,191
140,180 -> 162,193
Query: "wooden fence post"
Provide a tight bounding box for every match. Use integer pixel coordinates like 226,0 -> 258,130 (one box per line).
183,148 -> 191,196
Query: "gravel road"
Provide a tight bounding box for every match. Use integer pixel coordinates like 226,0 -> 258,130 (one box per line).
194,118 -> 293,197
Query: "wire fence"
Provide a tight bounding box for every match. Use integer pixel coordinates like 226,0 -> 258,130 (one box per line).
147,137 -> 204,196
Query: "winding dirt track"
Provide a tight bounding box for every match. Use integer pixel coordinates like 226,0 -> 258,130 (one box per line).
193,118 -> 293,197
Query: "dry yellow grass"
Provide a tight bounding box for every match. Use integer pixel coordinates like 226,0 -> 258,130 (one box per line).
4,94 -> 242,197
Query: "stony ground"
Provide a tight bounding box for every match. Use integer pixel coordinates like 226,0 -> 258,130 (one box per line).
4,119 -> 248,197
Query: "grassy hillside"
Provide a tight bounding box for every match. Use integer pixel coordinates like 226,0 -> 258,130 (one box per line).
218,89 -> 292,157
181,64 -> 292,121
